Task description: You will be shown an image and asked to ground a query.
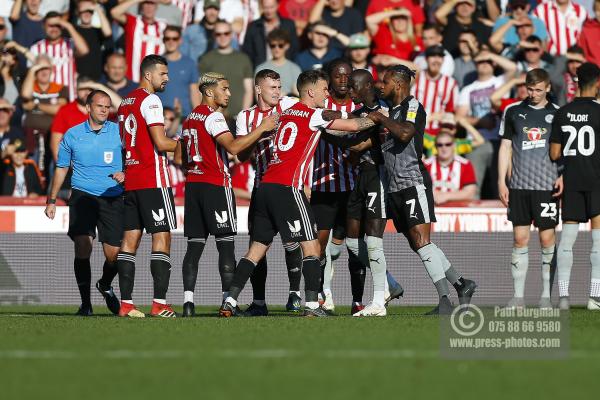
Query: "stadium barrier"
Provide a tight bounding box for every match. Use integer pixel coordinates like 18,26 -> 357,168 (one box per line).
0,199 -> 594,306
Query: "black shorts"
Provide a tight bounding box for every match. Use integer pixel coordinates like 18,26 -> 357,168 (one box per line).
387,184 -> 436,232
347,163 -> 387,221
562,190 -> 600,222
310,190 -> 350,238
123,187 -> 177,234
68,189 -> 124,246
251,183 -> 318,243
184,182 -> 237,238
508,189 -> 558,229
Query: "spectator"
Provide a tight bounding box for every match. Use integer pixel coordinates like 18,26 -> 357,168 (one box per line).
435,0 -> 492,57
456,50 -> 517,198
0,138 -> 44,197
0,99 -> 24,159
453,29 -> 479,88
255,29 -> 301,95
164,106 -> 185,197
164,106 -> 181,139
491,16 -> 535,57
278,0 -> 318,37
550,45 -> 586,106
490,73 -> 528,112
412,45 -> 459,151
533,0 -> 587,56
157,25 -> 200,117
0,42 -> 20,104
243,0 -> 299,68
99,53 -> 138,98
308,0 -> 365,50
182,0 -> 221,64
30,11 -> 90,101
74,0 -> 112,81
514,35 -> 554,74
414,24 -> 455,77
578,0 -> 600,65
491,0 -> 548,49
21,55 -> 68,172
9,0 -> 44,50
0,16 -> 8,43
294,22 -> 343,71
424,132 -> 477,205
366,0 -> 426,36
346,33 -> 379,80
49,76 -> 121,163
111,0 -> 167,82
367,8 -> 423,65
199,20 -> 253,117
193,0 -> 259,41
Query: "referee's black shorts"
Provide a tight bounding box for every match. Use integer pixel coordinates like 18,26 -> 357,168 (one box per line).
68,189 -> 124,246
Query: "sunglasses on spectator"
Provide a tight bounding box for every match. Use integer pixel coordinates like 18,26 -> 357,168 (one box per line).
48,24 -> 62,29
435,142 -> 454,148
0,24 -> 6,30
79,9 -> 95,14
475,60 -> 493,65
164,36 -> 180,42
524,47 -> 540,53
165,117 -> 176,122
215,31 -> 232,37
517,24 -> 533,28
269,42 -> 286,49
512,5 -> 527,11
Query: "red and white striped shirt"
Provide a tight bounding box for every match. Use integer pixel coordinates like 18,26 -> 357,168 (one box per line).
124,14 -> 167,82
262,103 -> 333,189
30,38 -> 77,101
182,105 -> 232,187
236,97 -> 297,187
424,155 -> 477,193
311,97 -> 359,192
118,88 -> 171,190
411,72 -> 458,136
172,0 -> 194,29
534,1 -> 587,56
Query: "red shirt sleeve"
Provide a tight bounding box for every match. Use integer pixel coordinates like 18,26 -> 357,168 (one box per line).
460,160 -> 477,189
50,106 -> 69,135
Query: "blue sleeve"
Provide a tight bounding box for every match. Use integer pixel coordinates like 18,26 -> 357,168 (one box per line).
533,18 -> 548,41
56,131 -> 72,168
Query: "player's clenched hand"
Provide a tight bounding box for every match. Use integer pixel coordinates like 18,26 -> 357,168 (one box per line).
498,182 -> 509,207
45,204 -> 56,220
259,114 -> 279,132
111,172 -> 125,184
552,176 -> 563,198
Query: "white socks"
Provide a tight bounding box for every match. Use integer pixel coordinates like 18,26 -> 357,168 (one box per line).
511,247 -> 529,298
558,224 -> 579,297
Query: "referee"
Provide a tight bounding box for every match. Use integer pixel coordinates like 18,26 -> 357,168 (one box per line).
45,90 -> 124,316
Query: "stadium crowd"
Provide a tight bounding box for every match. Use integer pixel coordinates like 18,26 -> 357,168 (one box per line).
0,0 -> 597,201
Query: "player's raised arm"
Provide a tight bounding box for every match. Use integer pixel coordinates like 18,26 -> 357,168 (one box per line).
322,109 -> 376,133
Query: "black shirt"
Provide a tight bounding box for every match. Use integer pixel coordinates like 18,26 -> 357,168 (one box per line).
76,27 -> 110,81
500,99 -> 559,190
352,102 -> 386,165
550,97 -> 600,192
442,13 -> 492,57
322,7 -> 365,50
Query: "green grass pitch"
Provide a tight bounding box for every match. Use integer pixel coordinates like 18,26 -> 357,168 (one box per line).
1,305 -> 599,399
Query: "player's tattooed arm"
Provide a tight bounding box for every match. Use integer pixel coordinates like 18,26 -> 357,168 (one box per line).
367,112 -> 416,143
328,117 -> 376,133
